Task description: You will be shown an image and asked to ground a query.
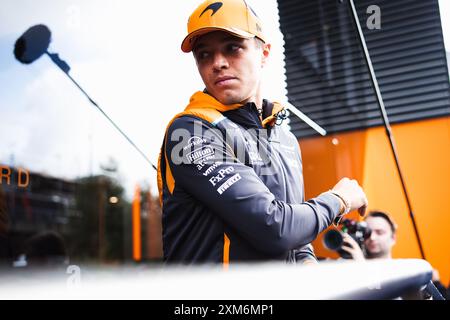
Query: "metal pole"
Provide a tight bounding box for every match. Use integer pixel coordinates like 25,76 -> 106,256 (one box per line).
285,101 -> 327,136
348,0 -> 426,259
45,52 -> 157,171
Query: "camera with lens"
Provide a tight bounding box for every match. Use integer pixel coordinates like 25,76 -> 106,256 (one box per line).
323,218 -> 372,259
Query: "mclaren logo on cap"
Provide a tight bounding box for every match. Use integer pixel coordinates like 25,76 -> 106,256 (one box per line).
243,0 -> 259,17
200,2 -> 223,18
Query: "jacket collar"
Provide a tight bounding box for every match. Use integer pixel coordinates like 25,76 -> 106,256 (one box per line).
185,91 -> 242,113
185,91 -> 284,128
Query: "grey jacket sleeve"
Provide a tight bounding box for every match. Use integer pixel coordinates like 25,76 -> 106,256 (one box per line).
166,116 -> 341,256
294,244 -> 318,264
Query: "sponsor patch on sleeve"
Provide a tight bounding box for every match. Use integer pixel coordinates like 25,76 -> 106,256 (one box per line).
217,173 -> 241,195
185,146 -> 214,164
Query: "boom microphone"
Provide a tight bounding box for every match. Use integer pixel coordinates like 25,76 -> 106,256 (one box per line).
14,24 -> 51,64
14,25 -> 157,170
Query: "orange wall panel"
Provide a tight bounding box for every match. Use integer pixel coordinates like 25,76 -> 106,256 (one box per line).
300,116 -> 450,285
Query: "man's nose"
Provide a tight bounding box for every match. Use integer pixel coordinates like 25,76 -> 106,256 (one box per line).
212,53 -> 229,70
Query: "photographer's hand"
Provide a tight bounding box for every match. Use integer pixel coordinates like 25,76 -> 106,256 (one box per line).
331,178 -> 368,216
340,233 -> 366,261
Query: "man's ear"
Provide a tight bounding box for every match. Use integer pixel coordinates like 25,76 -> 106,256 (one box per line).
261,43 -> 271,67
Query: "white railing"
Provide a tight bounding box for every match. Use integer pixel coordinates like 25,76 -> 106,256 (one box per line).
0,259 -> 433,300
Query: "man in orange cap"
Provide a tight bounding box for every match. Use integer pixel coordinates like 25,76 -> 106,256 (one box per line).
158,0 -> 368,265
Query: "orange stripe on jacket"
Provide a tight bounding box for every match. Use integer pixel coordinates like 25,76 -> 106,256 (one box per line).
223,233 -> 230,269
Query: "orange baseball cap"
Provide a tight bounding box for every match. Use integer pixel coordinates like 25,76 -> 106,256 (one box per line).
181,0 -> 266,53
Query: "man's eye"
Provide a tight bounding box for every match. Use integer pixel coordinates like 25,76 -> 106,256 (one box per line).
196,51 -> 209,60
227,44 -> 241,52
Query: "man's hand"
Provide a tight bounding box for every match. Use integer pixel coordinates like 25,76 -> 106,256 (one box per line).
340,233 -> 366,261
332,178 -> 368,216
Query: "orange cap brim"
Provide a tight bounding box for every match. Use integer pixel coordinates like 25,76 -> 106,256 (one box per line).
181,27 -> 255,53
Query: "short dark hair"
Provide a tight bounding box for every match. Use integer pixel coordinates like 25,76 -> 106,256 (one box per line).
365,211 -> 397,234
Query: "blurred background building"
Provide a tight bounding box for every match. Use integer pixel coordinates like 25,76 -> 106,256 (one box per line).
0,0 -> 449,289
278,0 -> 450,285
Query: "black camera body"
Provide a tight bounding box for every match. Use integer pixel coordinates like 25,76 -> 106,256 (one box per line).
323,219 -> 372,259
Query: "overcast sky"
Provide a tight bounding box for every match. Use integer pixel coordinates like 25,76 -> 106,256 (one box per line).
1,0 -> 449,199
0,0 -> 286,198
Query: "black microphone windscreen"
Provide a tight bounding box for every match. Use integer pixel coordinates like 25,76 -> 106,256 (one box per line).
14,24 -> 51,64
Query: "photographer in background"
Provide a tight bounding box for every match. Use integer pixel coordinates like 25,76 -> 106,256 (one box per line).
341,211 -> 448,299
340,211 -> 396,261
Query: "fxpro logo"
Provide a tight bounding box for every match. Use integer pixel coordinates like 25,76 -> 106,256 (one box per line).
209,166 -> 234,186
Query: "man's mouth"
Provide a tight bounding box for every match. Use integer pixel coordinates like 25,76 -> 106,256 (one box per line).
215,76 -> 237,86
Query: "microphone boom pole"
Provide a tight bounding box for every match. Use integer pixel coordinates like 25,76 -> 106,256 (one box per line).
14,25 -> 157,171
45,51 -> 157,171
348,0 -> 426,259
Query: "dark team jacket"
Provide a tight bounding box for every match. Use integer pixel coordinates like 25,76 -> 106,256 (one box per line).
157,91 -> 341,265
